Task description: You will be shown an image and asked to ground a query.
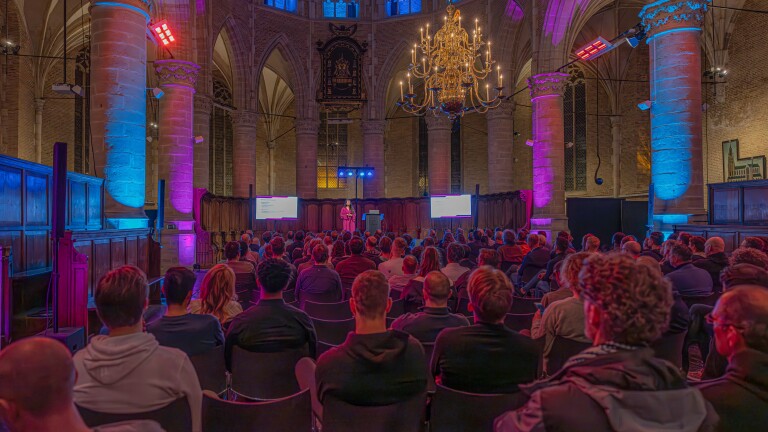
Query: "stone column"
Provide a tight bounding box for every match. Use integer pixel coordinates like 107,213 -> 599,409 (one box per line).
34,98 -> 45,164
610,115 -> 622,198
193,94 -> 213,189
425,116 -> 452,195
295,119 -> 320,199
232,110 -> 258,198
155,59 -> 200,270
90,0 -> 150,228
640,0 -> 709,229
486,103 -> 516,193
528,72 -> 570,238
361,120 -> 387,198
267,140 -> 276,195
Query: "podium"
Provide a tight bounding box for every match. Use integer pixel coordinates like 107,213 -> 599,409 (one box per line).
362,211 -> 384,233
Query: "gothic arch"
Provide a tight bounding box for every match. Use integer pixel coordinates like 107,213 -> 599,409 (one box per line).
374,40 -> 411,119
255,34 -> 310,118
212,15 -> 249,110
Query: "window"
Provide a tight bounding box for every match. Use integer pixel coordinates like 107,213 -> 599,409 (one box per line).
209,78 -> 234,196
563,69 -> 587,192
323,0 -> 359,18
74,48 -> 90,174
317,112 -> 349,189
386,0 -> 421,16
264,0 -> 297,12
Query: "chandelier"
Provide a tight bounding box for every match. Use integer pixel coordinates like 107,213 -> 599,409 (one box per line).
397,2 -> 504,120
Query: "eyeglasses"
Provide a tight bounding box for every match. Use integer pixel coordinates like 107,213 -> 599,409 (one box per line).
705,313 -> 744,330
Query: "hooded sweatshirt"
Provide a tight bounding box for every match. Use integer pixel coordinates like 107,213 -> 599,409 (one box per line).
315,329 -> 426,406
73,332 -> 202,432
495,346 -> 718,432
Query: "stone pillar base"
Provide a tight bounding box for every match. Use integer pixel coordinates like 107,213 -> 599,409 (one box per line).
531,216 -> 570,243
159,226 -> 196,273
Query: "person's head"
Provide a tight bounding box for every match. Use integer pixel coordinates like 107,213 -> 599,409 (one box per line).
555,236 -> 569,253
636,255 -> 663,278
366,236 -> 378,251
264,243 -> 274,259
249,238 -> 260,252
447,242 -> 464,264
241,233 -> 251,243
391,237 -> 407,258
442,231 -> 455,245
690,236 -> 706,254
238,240 -> 249,258
270,236 -> 286,256
349,236 -> 365,255
646,231 -> 664,250
379,236 -> 392,256
526,233 -> 540,249
558,252 -> 589,295
295,230 -> 305,243
621,241 -> 642,258
256,258 -> 293,295
494,231 -> 503,244
324,236 -> 333,247
720,264 -> 768,290
467,266 -> 513,324
611,232 -> 626,249
224,241 -> 240,261
350,270 -> 391,322
199,264 -> 236,321
287,231 -> 294,241
502,229 -> 515,245
478,249 -> 501,268
668,244 -> 693,267
585,235 -> 600,252
419,247 -> 442,277
331,240 -> 345,258
0,337 -> 83,431
345,199 -> 351,207
558,231 -> 573,242
95,265 -> 148,331
262,231 -> 272,245
423,271 -> 452,307
741,236 -> 765,251
163,267 -> 196,307
712,285 -> 768,359
730,247 -> 768,270
423,237 -> 435,247
312,243 -> 329,264
402,255 -> 418,275
704,237 -> 725,256
579,253 -> 673,346
679,232 -> 692,246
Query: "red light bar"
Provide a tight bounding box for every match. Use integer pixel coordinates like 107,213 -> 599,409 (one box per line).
150,20 -> 176,46
574,37 -> 613,61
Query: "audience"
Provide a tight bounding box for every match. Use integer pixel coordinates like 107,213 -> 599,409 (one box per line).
641,231 -> 665,261
498,229 -> 524,272
388,255 -> 419,294
335,237 -> 377,288
693,237 -> 729,294
517,234 -> 550,290
741,237 -> 765,251
391,271 -> 469,343
226,259 -> 317,369
432,266 -> 539,394
441,243 -> 470,284
665,244 -> 714,296
147,267 -> 224,356
295,244 -> 343,306
525,236 -> 570,297
316,270 -> 427,405
477,248 -> 501,268
224,241 -> 256,275
402,246 -> 442,312
189,264 -> 243,325
583,235 -> 600,253
72,266 -> 202,431
690,236 -> 707,261
495,254 -> 717,431
621,240 -> 642,258
729,246 -> 768,269
378,237 -> 407,279
362,236 -> 383,266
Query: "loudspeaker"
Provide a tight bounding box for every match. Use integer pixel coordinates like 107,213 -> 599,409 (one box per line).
156,179 -> 166,231
51,142 -> 67,240
40,326 -> 85,354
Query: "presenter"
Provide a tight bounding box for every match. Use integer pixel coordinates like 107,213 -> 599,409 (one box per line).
341,199 -> 356,232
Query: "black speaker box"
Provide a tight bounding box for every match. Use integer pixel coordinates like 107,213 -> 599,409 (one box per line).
40,326 -> 86,353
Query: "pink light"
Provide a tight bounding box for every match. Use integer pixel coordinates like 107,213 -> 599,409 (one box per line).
178,234 -> 196,267
574,37 -> 613,61
150,20 -> 177,46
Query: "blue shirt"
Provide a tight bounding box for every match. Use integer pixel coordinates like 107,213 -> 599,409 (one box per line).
146,313 -> 224,357
295,265 -> 343,304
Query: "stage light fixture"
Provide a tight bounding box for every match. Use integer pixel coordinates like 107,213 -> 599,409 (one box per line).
151,20 -> 176,46
338,169 -> 346,178
575,37 -> 613,61
367,170 -> 374,177
358,171 -> 365,177
637,100 -> 652,111
194,136 -> 204,144
149,87 -> 164,99
347,170 -> 354,177
525,139 -> 534,147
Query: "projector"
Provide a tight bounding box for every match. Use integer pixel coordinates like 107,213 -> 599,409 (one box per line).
52,83 -> 84,97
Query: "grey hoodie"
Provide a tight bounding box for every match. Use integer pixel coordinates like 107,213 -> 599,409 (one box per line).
73,332 -> 202,432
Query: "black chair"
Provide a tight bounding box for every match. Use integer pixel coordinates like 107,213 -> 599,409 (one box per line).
303,300 -> 352,320
202,389 -> 312,432
282,289 -> 296,303
520,265 -> 545,285
455,297 -> 472,317
430,384 -> 525,432
681,292 -> 720,309
503,313 -> 535,332
234,272 -> 258,309
322,393 -> 426,432
77,397 -> 191,432
547,336 -> 592,375
313,317 -> 355,345
388,298 -> 405,318
422,342 -> 436,393
509,296 -> 538,314
317,341 -> 338,357
189,345 -> 227,395
231,347 -> 306,400
652,331 -> 687,369
298,290 -> 343,308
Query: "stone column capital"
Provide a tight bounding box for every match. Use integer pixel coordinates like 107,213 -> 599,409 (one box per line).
485,103 -> 515,122
361,119 -> 387,135
194,94 -> 213,114
295,118 -> 320,136
34,98 -> 46,112
232,110 -> 258,128
91,0 -> 151,22
528,72 -> 570,100
155,60 -> 201,90
424,115 -> 452,132
640,0 -> 709,42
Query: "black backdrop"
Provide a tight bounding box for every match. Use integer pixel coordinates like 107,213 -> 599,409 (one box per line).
567,198 -> 648,250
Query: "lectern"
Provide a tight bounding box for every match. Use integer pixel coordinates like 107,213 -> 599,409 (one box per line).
363,211 -> 384,233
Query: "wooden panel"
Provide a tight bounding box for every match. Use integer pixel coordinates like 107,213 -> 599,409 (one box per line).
137,237 -> 149,273
69,181 -> 87,228
87,183 -> 102,228
0,166 -> 22,227
744,188 -> 768,224
24,173 -> 49,227
24,231 -> 49,271
110,238 -> 125,268
125,237 -> 138,267
711,188 -> 739,224
74,241 -> 94,297
92,240 -> 111,291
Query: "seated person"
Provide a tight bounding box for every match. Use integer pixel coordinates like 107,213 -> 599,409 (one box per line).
441,243 -> 470,284
226,259 -> 317,369
389,255 -> 419,295
517,234 -> 550,290
401,247 -> 442,313
239,240 -> 257,270
295,244 -> 343,306
498,229 -> 524,272
147,267 -> 224,356
697,285 -> 768,432
189,264 -> 243,325
73,266 -> 202,431
495,254 -> 717,432
666,244 -> 714,297
523,236 -> 570,297
693,237 -> 729,294
431,266 -> 540,394
316,270 -> 427,406
223,241 -> 256,275
640,231 -> 665,261
335,237 -> 377,288
391,271 -> 469,343
378,238 -> 408,279
362,236 -> 384,266
621,240 -> 642,258
0,337 -> 163,432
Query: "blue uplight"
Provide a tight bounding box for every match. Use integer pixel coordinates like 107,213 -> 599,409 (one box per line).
347,171 -> 354,177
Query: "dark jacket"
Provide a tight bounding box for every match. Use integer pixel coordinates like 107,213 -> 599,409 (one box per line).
666,263 -> 714,297
391,306 -> 470,343
641,249 -> 664,261
495,346 -> 719,432
517,247 -> 550,283
693,252 -> 729,294
543,252 -> 569,282
697,349 -> 768,432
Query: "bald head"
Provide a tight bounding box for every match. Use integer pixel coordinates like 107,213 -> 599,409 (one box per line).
716,285 -> 768,354
621,241 -> 641,257
423,271 -> 452,305
705,237 -> 725,256
0,337 -> 75,417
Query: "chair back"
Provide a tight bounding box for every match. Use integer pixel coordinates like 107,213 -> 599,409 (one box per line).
231,346 -> 306,400
312,317 -> 355,345
509,296 -> 538,314
503,313 -> 535,332
234,272 -> 258,309
299,290 -> 343,308
455,297 -> 472,317
303,300 -> 352,320
387,298 -> 405,318
547,336 -> 592,374
681,292 -> 720,309
189,345 -> 227,394
202,389 -> 312,432
430,384 -> 525,432
317,341 -> 337,357
322,393 -> 426,432
282,289 -> 296,303
77,397 -> 191,432
652,331 -> 687,369
421,342 -> 436,393
295,357 -> 322,420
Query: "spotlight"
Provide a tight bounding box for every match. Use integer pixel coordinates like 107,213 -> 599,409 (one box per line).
347,170 -> 353,177
150,87 -> 164,99
513,131 -> 521,137
358,171 -> 365,177
595,177 -> 604,186
637,100 -> 652,111
52,83 -> 84,97
626,26 -> 646,48
574,37 -> 614,61
150,20 -> 177,46
0,41 -> 20,55
338,169 -> 345,178
367,170 -> 374,177
194,136 -> 204,144
525,139 -> 534,147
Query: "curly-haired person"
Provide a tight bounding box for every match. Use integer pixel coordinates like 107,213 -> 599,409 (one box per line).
495,253 -> 719,432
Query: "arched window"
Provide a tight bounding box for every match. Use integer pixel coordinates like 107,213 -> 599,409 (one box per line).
386,0 -> 421,17
564,68 -> 587,192
264,0 -> 297,12
74,48 -> 90,174
317,112 -> 349,189
209,78 -> 234,196
323,0 -> 359,18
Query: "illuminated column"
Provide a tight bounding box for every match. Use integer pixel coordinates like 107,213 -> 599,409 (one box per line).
640,0 -> 709,228
425,116 -> 452,195
232,110 -> 258,197
361,119 -> 386,198
90,0 -> 150,228
156,60 -> 200,270
295,119 -> 320,199
193,94 -> 213,189
486,103 -> 516,193
528,72 -> 570,237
